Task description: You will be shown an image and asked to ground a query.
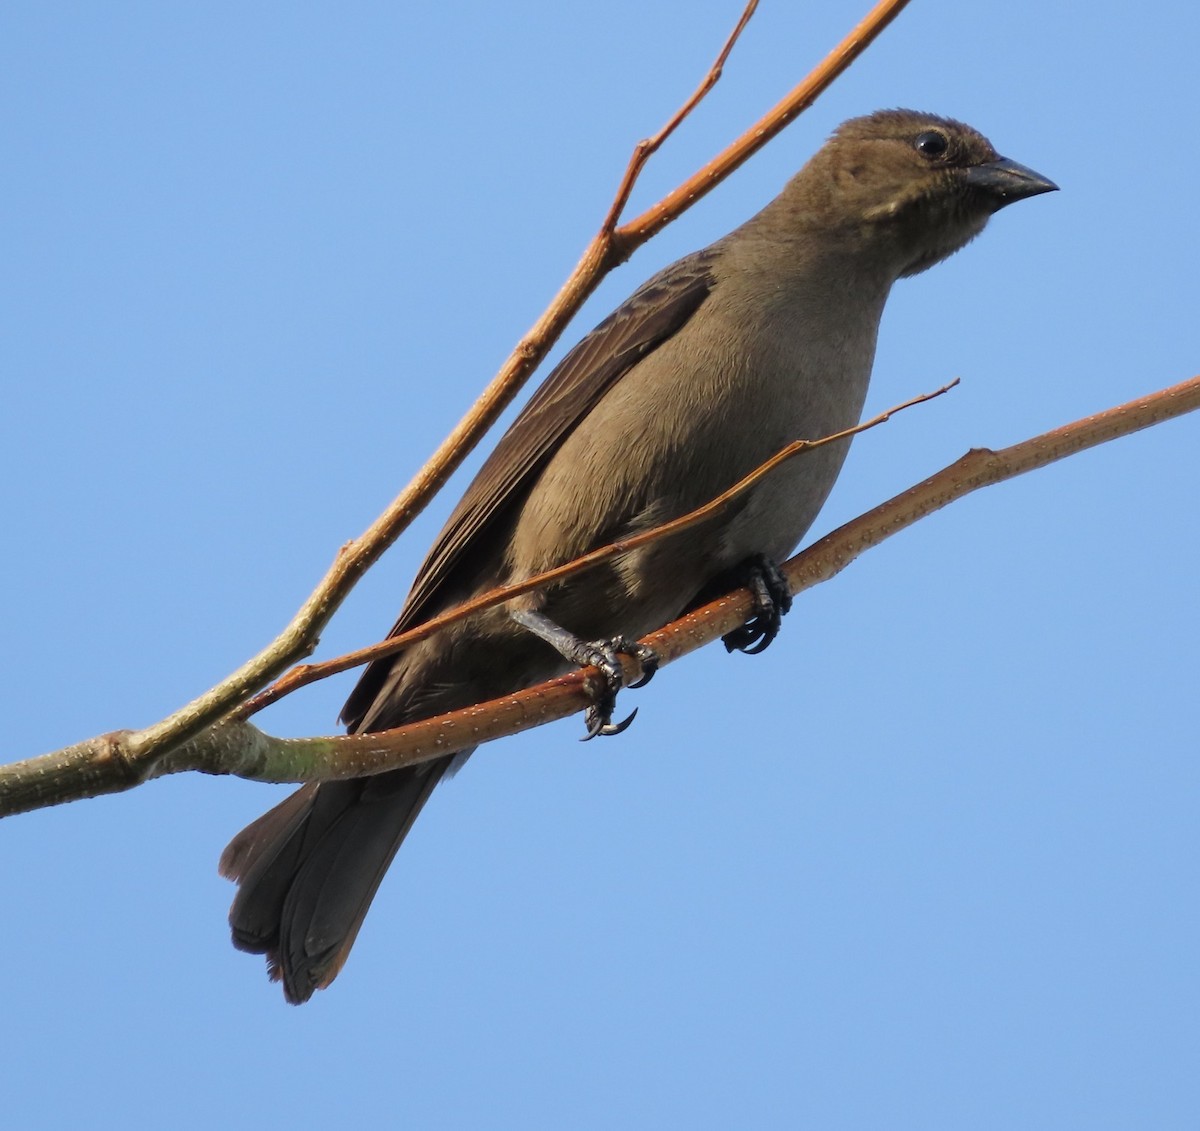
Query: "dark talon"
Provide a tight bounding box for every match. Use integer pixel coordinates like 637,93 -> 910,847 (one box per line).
722,555 -> 793,656
576,637 -> 657,739
506,610 -> 657,739
723,621 -> 766,654
738,634 -> 771,654
624,641 -> 659,689
581,706 -> 638,741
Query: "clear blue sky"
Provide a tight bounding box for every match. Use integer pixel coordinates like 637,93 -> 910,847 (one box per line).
4,3 -> 1198,1128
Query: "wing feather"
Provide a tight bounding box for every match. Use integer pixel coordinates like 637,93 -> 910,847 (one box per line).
341,249 -> 718,731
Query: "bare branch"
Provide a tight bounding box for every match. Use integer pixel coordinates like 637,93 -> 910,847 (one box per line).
617,0 -> 913,246
236,382 -> 958,717
5,374 -> 1196,818
600,0 -> 759,233
109,0 -> 914,775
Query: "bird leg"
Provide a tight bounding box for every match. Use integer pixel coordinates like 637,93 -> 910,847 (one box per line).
721,554 -> 793,656
508,609 -> 659,739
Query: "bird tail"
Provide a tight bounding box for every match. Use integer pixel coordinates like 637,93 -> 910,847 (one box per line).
219,754 -> 463,1003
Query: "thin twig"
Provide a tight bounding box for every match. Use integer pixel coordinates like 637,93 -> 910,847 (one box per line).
237,380 -> 957,718
617,0 -> 913,246
600,0 -> 759,233
112,0 -> 910,772
263,372 -> 1200,781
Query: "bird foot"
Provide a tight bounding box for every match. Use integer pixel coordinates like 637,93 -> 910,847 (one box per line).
578,637 -> 659,740
722,555 -> 793,655
507,608 -> 658,740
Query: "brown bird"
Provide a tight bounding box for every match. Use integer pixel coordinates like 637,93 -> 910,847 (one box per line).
220,109 -> 1057,1002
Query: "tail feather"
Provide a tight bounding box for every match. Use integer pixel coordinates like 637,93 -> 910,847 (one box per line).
221,754 -> 463,1003
220,784 -> 318,952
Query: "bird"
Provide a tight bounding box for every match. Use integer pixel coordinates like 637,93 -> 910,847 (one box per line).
220,109 -> 1057,1003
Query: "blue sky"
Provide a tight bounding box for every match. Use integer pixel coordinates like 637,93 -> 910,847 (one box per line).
4,2 -> 1198,1127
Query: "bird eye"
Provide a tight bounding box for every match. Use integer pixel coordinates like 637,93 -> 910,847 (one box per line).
914,130 -> 949,159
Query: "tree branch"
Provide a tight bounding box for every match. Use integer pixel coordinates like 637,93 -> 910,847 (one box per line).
615,0 -> 913,246
599,0 -> 760,234
235,381 -> 956,718
94,0 -> 912,776
5,373 -> 1195,818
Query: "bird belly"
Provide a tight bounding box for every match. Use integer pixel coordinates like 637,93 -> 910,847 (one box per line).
509,311 -> 877,641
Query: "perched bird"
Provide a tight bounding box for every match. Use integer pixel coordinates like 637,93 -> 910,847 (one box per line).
221,109 -> 1057,1002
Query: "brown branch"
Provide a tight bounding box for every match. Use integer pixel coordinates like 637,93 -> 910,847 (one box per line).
103,0 -> 911,776
5,374 -> 1197,818
615,0 -> 913,246
600,0 -> 759,234
237,381 -> 958,718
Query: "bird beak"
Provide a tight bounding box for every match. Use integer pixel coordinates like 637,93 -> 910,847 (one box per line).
962,157 -> 1059,209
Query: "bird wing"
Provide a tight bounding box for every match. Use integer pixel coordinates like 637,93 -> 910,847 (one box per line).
340,248 -> 718,730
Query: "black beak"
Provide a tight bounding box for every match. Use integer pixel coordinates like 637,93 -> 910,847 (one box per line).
962,157 -> 1059,210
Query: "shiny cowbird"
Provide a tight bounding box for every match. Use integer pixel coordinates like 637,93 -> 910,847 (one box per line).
221,109 -> 1057,1002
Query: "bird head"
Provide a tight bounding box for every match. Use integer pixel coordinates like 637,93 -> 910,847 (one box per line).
783,109 -> 1058,279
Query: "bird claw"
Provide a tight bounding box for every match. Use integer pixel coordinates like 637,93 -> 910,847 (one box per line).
626,643 -> 659,689
723,556 -> 793,656
582,705 -> 638,741
575,636 -> 658,740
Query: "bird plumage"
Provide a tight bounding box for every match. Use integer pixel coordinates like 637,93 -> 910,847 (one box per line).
221,109 -> 1056,1002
